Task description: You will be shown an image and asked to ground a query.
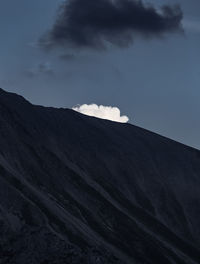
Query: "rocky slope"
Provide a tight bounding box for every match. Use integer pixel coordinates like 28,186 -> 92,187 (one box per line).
0,88 -> 200,264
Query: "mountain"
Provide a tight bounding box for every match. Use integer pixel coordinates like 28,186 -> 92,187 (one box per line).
0,88 -> 200,264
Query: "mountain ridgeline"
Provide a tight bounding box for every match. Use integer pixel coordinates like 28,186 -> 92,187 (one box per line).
0,88 -> 200,264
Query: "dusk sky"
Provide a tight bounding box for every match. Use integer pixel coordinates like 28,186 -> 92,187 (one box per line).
0,0 -> 200,148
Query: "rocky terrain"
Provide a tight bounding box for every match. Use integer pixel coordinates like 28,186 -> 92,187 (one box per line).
0,88 -> 200,263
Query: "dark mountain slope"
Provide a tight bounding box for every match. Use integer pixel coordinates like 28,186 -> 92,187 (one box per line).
0,88 -> 200,264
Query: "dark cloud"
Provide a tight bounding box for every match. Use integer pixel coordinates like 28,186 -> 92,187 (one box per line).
40,0 -> 183,50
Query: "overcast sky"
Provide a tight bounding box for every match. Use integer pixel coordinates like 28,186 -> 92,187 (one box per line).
0,0 -> 200,149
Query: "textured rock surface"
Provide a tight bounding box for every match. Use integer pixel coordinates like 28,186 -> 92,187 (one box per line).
0,88 -> 200,263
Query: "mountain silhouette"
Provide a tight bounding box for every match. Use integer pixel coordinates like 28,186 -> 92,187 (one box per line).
0,88 -> 200,264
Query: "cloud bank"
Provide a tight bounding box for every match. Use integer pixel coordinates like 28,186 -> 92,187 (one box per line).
41,0 -> 183,50
72,104 -> 129,123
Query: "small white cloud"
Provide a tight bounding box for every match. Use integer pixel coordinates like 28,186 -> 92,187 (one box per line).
72,104 -> 129,123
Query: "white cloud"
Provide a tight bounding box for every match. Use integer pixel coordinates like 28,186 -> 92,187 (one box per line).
72,104 -> 129,123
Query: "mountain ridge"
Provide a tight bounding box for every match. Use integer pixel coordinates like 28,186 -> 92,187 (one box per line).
0,88 -> 200,264
0,87 -> 198,151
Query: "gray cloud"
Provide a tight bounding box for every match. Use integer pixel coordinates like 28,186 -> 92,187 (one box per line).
183,18 -> 200,34
40,0 -> 183,50
25,62 -> 54,78
59,54 -> 76,61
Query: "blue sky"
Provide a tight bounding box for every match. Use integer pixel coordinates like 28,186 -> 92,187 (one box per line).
0,0 -> 200,148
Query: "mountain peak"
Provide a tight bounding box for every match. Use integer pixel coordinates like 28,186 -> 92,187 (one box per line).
0,87 -> 30,106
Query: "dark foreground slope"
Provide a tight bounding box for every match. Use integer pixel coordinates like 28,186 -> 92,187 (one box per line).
0,88 -> 200,264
